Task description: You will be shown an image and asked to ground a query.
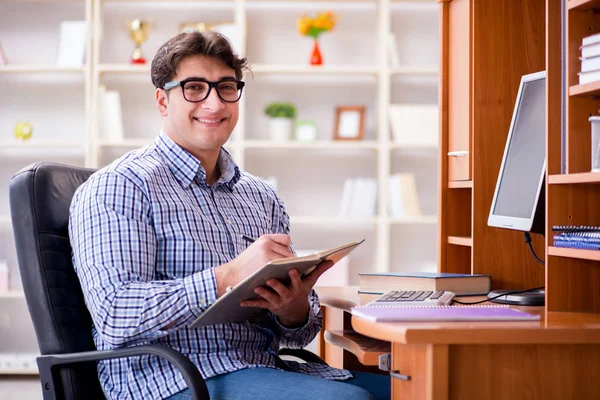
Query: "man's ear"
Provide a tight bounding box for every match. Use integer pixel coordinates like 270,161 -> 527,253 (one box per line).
156,88 -> 168,117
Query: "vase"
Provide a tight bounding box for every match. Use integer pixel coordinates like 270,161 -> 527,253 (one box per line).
269,118 -> 293,142
310,40 -> 323,66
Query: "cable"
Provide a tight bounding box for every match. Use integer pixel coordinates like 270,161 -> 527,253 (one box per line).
523,232 -> 545,265
453,233 -> 546,305
452,286 -> 545,305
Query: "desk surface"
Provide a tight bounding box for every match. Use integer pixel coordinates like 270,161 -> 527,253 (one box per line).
316,286 -> 600,345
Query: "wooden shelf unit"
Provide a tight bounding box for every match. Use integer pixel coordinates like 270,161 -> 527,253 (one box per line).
545,0 -> 600,314
439,0 -> 600,313
438,0 -> 546,289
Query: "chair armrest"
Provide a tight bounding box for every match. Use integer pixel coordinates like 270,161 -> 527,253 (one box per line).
278,348 -> 328,365
37,344 -> 209,400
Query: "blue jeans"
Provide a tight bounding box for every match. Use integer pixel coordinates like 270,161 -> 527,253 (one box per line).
166,368 -> 390,400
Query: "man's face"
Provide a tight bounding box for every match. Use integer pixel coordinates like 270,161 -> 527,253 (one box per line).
156,55 -> 239,159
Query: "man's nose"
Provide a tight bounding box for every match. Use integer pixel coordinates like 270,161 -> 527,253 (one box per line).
201,87 -> 225,110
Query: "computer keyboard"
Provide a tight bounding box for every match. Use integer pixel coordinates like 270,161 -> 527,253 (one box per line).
366,290 -> 456,307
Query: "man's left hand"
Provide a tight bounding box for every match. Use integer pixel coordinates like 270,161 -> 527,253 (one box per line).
240,260 -> 334,328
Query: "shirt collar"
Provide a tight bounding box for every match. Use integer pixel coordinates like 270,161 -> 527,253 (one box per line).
156,131 -> 240,190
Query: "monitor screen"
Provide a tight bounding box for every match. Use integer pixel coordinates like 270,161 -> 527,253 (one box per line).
488,71 -> 546,232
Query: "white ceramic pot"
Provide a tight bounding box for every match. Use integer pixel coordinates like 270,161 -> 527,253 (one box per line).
269,118 -> 293,142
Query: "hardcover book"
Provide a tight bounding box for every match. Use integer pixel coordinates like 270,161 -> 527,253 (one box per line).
358,272 -> 491,296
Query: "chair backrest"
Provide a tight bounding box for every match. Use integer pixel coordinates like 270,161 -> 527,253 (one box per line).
9,162 -> 103,399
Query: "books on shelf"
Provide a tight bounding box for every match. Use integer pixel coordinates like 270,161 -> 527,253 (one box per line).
387,173 -> 422,218
388,104 -> 438,147
579,33 -> 600,84
56,21 -> 87,67
578,69 -> 600,85
99,85 -> 124,142
358,272 -> 492,296
550,226 -> 600,250
351,304 -> 539,322
339,177 -> 378,217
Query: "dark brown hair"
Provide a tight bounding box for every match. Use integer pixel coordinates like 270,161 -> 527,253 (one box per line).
151,31 -> 249,89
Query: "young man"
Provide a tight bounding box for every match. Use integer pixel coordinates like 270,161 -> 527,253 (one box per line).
69,31 -> 389,400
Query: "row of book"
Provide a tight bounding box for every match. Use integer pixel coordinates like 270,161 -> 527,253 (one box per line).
552,225 -> 600,251
579,33 -> 600,85
339,173 -> 422,217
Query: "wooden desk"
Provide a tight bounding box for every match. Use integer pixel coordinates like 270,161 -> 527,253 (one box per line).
316,286 -> 600,399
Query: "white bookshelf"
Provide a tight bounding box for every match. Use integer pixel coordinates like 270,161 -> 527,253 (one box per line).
0,0 -> 439,372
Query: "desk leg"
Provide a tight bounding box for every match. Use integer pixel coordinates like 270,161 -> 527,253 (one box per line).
321,305 -> 345,368
391,343 -> 449,400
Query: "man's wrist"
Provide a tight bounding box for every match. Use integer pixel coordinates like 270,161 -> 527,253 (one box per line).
277,303 -> 310,328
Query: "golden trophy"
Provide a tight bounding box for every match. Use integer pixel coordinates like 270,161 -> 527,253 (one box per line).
124,19 -> 152,64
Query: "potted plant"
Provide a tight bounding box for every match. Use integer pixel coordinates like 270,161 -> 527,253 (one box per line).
265,102 -> 296,142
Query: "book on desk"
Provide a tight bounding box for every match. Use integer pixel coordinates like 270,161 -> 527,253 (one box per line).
351,305 -> 540,322
358,271 -> 491,296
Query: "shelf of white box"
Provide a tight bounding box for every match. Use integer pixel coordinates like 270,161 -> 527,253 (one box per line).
243,140 -> 379,150
290,216 -> 379,226
0,65 -> 86,74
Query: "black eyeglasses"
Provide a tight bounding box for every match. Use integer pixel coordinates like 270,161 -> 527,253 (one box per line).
163,78 -> 245,103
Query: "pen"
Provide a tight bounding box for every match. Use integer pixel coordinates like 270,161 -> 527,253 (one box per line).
240,234 -> 256,244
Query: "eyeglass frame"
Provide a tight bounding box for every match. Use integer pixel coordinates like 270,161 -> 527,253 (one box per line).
163,77 -> 245,103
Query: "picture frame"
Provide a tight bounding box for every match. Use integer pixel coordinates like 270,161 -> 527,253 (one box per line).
334,106 -> 366,141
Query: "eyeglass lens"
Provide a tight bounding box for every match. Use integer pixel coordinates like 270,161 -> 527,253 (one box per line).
183,81 -> 242,102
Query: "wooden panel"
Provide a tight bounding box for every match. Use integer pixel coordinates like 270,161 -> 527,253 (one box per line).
546,0 -> 563,177
447,236 -> 472,246
568,0 -> 600,11
426,345 -> 449,400
471,0 -> 546,291
390,344 -> 450,400
444,244 -> 471,274
445,188 -> 471,237
547,257 -> 600,312
438,0 -> 450,295
447,180 -> 472,188
548,246 -> 600,261
548,172 -> 600,184
324,330 -> 390,366
447,0 -> 471,181
570,81 -> 600,96
449,344 -> 600,399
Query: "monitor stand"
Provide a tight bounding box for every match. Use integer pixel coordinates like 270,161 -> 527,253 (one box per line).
487,289 -> 545,306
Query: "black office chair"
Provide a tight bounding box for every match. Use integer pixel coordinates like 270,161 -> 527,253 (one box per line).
9,162 -> 209,400
9,162 -> 325,400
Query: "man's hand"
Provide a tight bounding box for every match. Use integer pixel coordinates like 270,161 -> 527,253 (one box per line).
214,234 -> 293,297
240,260 -> 334,328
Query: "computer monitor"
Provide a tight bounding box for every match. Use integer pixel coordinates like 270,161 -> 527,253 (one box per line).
487,70 -> 546,306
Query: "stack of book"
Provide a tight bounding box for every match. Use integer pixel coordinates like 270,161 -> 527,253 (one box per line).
552,225 -> 600,251
358,271 -> 492,300
579,33 -> 600,85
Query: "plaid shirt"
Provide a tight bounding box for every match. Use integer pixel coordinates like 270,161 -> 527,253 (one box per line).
69,131 -> 352,399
